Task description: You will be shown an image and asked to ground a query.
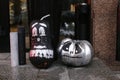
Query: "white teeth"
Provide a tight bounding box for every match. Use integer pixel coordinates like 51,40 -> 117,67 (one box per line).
30,49 -> 53,59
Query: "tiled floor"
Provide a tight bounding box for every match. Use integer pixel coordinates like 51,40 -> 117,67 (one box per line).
0,53 -> 120,80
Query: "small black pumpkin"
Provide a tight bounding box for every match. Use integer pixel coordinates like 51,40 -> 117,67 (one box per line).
29,16 -> 54,68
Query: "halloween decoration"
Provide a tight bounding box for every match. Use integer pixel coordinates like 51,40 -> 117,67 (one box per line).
29,15 -> 54,68
58,38 -> 93,66
60,11 -> 75,39
27,0 -> 62,60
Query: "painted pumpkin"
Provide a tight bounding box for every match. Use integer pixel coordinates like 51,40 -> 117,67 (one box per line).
58,38 -> 94,66
29,17 -> 54,68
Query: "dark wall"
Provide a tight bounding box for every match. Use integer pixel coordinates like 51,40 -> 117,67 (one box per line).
0,0 -> 10,52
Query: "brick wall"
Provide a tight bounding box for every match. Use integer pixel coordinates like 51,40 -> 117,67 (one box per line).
91,0 -> 120,70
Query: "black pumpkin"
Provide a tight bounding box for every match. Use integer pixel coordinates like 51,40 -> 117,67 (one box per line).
58,38 -> 94,66
29,17 -> 54,68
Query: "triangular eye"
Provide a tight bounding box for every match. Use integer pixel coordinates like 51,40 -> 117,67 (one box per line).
75,44 -> 81,54
62,42 -> 71,51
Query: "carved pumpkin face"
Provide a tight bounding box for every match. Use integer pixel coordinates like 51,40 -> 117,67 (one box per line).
58,38 -> 93,66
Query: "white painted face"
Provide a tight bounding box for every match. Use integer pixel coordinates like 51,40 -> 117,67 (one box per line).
61,41 -> 83,58
31,22 -> 47,37
59,39 -> 94,66
30,21 -> 53,59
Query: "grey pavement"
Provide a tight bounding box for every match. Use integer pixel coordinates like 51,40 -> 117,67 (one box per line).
0,53 -> 120,80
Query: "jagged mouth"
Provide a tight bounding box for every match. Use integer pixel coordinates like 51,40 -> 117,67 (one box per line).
62,55 -> 82,58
